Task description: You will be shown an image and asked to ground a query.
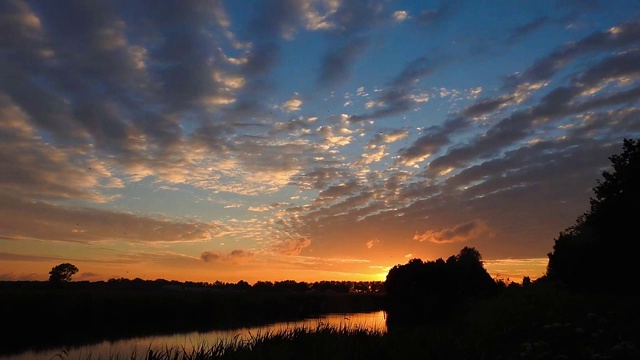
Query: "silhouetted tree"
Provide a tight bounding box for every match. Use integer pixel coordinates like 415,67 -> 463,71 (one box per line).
252,281 -> 275,292
310,280 -> 351,293
235,280 -> 251,291
547,138 -> 640,292
273,280 -> 309,293
384,247 -> 497,325
48,263 -> 78,283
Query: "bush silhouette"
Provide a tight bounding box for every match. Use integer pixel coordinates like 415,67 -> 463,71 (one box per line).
384,247 -> 497,324
547,138 -> 640,292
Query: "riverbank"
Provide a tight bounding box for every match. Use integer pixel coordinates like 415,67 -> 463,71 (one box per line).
3,281 -> 638,359
0,280 -> 384,356
53,284 -> 640,360
126,287 -> 640,360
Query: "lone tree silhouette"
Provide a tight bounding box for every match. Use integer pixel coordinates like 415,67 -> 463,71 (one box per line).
49,263 -> 79,284
546,138 -> 640,292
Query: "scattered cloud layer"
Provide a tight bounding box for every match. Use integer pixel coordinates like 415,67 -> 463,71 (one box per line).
1,0 -> 639,282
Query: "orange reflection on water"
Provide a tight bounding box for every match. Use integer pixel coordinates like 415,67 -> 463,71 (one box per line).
251,311 -> 388,335
1,311 -> 387,360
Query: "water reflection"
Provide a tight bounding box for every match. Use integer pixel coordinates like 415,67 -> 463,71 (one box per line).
2,311 -> 386,360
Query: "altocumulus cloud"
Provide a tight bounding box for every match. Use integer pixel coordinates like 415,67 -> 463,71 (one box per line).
1,0 -> 640,281
413,220 -> 488,244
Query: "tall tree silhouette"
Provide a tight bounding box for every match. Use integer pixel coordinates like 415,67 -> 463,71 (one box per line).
547,138 -> 640,292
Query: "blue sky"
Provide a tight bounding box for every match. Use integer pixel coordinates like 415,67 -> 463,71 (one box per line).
1,0 -> 639,283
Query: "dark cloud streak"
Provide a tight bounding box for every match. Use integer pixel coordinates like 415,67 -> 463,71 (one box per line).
318,37 -> 369,88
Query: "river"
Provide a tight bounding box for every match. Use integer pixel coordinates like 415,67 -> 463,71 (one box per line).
1,311 -> 387,360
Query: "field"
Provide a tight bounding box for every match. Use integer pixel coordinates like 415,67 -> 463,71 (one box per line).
132,284 -> 639,360
0,280 -> 383,357
3,280 -> 638,359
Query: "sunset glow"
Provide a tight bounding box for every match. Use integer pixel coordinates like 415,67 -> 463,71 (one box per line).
1,1 -> 639,284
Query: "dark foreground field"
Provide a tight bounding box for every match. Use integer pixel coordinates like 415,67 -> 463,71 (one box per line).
3,280 -> 639,360
0,280 -> 383,356
117,285 -> 639,360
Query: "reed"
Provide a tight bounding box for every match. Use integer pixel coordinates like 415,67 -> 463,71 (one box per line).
54,286 -> 639,360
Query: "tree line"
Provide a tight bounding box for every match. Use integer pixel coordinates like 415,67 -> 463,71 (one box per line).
41,268 -> 385,294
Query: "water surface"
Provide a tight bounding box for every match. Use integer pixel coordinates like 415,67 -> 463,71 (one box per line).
2,311 -> 386,360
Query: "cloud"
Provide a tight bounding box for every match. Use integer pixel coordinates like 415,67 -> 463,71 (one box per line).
391,56 -> 436,88
279,74 -> 638,262
282,95 -> 303,112
413,0 -> 461,26
324,0 -> 387,36
0,272 -> 40,281
0,194 -> 219,244
248,202 -> 290,212
443,136 -> 614,200
248,206 -> 271,212
0,95 -> 122,202
507,16 -> 550,43
298,190 -> 376,224
1,1 -> 638,281
317,124 -> 354,147
505,21 -> 640,89
291,167 -> 352,190
0,252 -> 59,262
317,180 -> 361,201
201,249 -> 254,264
392,11 -> 408,22
460,95 -> 516,119
396,117 -> 467,167
367,130 -> 410,147
274,238 -> 311,255
300,0 -> 340,31
272,16 -> 638,266
414,220 -> 486,244
349,56 -> 438,122
0,0 -> 289,198
427,46 -> 640,175
366,238 -> 379,249
318,37 -> 369,88
247,0 -> 304,39
356,145 -> 389,165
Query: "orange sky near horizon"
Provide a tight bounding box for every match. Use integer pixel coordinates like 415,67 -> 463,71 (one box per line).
2,254 -> 548,284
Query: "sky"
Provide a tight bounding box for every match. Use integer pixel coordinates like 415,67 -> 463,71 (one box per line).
1,0 -> 640,284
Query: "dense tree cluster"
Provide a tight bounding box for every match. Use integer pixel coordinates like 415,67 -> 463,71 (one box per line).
48,263 -> 78,284
384,247 -> 497,324
547,138 -> 640,292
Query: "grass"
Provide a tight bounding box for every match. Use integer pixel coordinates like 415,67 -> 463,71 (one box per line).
51,324 -> 387,360
0,284 -> 383,356
51,284 -> 638,360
